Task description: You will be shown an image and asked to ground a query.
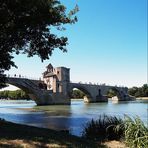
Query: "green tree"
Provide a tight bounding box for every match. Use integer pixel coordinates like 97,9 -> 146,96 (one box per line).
107,90 -> 117,98
128,84 -> 148,97
71,89 -> 86,98
0,0 -> 78,88
0,90 -> 30,100
128,87 -> 138,96
141,84 -> 148,97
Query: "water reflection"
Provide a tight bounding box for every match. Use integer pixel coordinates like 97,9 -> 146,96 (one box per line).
0,99 -> 147,136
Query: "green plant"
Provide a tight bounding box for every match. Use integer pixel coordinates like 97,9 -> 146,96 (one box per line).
82,115 -> 148,147
113,115 -> 148,148
82,115 -> 124,142
123,115 -> 148,148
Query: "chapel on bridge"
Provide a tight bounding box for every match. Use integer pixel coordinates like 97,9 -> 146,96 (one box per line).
42,63 -> 70,93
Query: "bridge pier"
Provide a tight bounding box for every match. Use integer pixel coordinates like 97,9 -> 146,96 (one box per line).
83,95 -> 108,103
33,91 -> 71,105
112,94 -> 135,101
96,95 -> 108,102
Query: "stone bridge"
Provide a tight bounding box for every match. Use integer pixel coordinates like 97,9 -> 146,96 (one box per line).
68,82 -> 132,103
6,77 -> 134,105
5,64 -> 135,105
6,77 -> 70,105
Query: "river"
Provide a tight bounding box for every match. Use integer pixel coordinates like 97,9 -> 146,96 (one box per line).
0,99 -> 147,136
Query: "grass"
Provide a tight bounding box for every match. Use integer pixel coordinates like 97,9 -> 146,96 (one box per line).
116,115 -> 148,148
0,118 -> 100,148
82,115 -> 124,142
82,115 -> 148,148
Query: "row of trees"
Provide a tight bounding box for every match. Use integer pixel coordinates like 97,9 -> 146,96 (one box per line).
128,84 -> 148,97
107,85 -> 148,98
0,90 -> 30,100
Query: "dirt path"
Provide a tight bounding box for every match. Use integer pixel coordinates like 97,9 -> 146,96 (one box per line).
104,140 -> 127,148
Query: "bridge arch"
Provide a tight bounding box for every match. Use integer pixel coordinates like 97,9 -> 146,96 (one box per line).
68,83 -> 93,103
6,78 -> 42,104
105,86 -> 128,101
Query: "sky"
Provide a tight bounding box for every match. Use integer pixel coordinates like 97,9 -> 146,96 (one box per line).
3,0 -> 148,90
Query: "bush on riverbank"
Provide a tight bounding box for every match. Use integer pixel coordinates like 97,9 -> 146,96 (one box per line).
116,115 -> 148,148
82,115 -> 148,147
82,115 -> 124,142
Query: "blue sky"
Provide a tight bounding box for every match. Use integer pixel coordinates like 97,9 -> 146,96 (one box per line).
4,0 -> 147,89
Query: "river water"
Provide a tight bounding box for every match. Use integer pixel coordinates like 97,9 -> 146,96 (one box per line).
0,99 -> 147,136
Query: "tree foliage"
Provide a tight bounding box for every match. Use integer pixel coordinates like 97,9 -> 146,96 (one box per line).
70,89 -> 86,99
0,89 -> 30,100
128,84 -> 148,97
107,89 -> 117,98
0,0 -> 78,88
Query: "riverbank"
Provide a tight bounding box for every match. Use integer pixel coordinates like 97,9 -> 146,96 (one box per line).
0,119 -> 98,148
136,97 -> 148,100
0,119 -> 127,148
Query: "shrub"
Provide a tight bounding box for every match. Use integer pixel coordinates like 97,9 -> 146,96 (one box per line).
82,115 -> 148,147
123,115 -> 148,148
82,115 -> 124,142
